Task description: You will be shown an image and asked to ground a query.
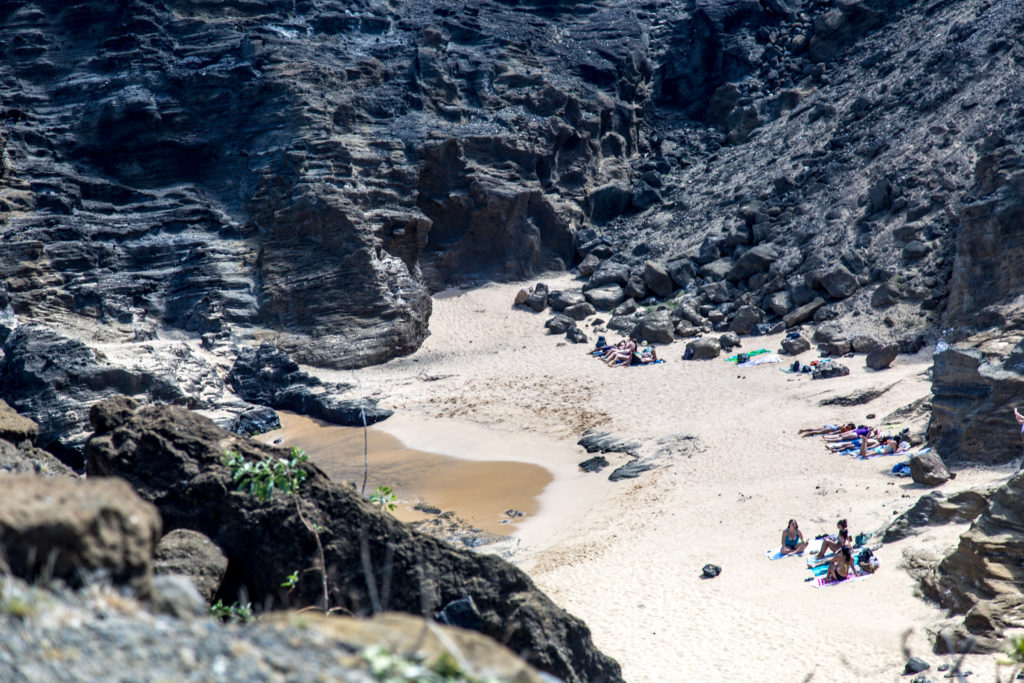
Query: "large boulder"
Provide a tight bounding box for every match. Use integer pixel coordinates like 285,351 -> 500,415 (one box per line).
634,310 -> 675,344
780,335 -> 811,355
818,265 -> 859,299
584,284 -> 626,311
563,302 -> 596,321
0,399 -> 39,445
728,305 -> 765,335
585,261 -> 631,290
0,474 -> 161,595
727,244 -> 777,282
154,529 -> 229,603
866,342 -> 899,369
549,290 -> 586,312
642,262 -> 675,298
84,398 -> 622,683
545,314 -> 576,335
684,337 -> 721,360
910,451 -> 952,487
783,297 -> 826,328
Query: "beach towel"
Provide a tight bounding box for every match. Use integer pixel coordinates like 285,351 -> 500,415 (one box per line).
810,572 -> 871,588
765,548 -> 804,560
726,349 -> 769,363
738,353 -> 780,368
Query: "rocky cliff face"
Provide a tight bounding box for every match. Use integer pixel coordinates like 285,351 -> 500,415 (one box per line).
920,469 -> 1024,654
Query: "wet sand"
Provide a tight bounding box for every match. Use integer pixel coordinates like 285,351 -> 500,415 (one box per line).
256,412 -> 553,535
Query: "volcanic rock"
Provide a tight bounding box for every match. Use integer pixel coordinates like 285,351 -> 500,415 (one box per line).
0,474 -> 161,595
684,337 -> 721,360
635,309 -> 675,344
909,451 -> 952,487
85,398 -> 621,683
154,529 -> 229,603
866,343 -> 899,370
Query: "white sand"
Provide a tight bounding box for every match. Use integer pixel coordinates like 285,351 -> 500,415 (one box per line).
319,274 -> 1014,682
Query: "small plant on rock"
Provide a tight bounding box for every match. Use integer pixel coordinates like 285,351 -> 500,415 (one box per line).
209,599 -> 253,624
222,446 -> 330,613
370,485 -> 398,513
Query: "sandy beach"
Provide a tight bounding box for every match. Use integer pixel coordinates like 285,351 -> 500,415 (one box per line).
308,274 -> 1015,682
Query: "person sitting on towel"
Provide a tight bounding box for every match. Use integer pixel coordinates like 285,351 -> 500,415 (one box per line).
631,341 -> 658,365
780,519 -> 808,555
816,521 -> 850,560
826,545 -> 858,582
605,338 -> 637,366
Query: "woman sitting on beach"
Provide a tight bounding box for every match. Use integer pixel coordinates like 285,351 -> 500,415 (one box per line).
630,341 -> 658,365
816,521 -> 849,560
780,519 -> 808,555
826,546 -> 858,582
799,422 -> 854,437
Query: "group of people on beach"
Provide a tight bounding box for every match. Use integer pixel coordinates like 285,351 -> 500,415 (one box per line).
781,518 -> 874,582
799,422 -> 911,459
590,336 -> 659,367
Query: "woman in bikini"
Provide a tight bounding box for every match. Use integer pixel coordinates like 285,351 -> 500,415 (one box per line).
780,519 -> 808,555
799,422 -> 854,437
826,545 -> 858,582
815,520 -> 849,561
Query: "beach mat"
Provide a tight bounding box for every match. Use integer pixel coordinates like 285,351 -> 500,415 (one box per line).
810,572 -> 871,588
739,353 -> 780,368
765,548 -> 804,560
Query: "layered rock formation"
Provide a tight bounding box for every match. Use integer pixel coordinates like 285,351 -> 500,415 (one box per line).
920,469 -> 1024,654
85,397 -> 622,683
928,346 -> 1024,466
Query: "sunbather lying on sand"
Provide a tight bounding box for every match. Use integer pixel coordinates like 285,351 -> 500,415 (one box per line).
826,433 -> 880,452
780,519 -> 808,555
823,425 -> 874,442
799,423 -> 854,437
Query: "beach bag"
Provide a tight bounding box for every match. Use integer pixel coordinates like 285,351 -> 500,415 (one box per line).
857,548 -> 879,573
736,353 -> 750,364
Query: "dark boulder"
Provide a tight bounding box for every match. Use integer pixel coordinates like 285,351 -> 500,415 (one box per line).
587,182 -> 632,224
549,291 -> 586,312
719,332 -> 741,351
525,289 -> 549,312
566,325 -> 588,344
727,244 -> 777,282
728,305 -> 765,335
783,297 -> 826,328
684,337 -> 721,360
154,528 -> 229,603
635,310 -> 675,344
698,258 -> 734,282
584,284 -> 626,311
545,315 -> 576,335
642,262 -> 675,298
866,343 -> 899,370
612,299 -> 638,317
765,291 -> 793,317
624,275 -> 647,302
821,339 -> 852,357
85,399 -> 622,683
851,335 -> 878,353
665,259 -> 696,289
563,302 -> 596,321
910,451 -> 951,487
577,253 -> 602,277
781,335 -> 811,355
819,265 -> 859,299
871,282 -> 901,308
585,261 -> 631,290
577,430 -> 641,458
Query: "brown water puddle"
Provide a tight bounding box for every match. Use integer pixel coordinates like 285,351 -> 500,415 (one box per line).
255,412 -> 552,535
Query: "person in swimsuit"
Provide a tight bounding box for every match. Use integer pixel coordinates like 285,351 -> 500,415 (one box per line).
816,520 -> 849,560
780,519 -> 808,555
799,422 -> 854,437
824,425 -> 874,443
826,545 -> 858,582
